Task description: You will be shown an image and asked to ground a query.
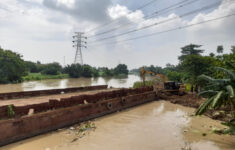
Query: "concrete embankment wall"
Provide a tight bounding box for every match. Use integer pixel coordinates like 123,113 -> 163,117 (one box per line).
0,86 -> 156,146
0,87 -> 152,119
0,85 -> 108,100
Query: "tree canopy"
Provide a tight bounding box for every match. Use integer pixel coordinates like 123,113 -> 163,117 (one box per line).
113,64 -> 128,75
178,44 -> 204,61
0,48 -> 26,83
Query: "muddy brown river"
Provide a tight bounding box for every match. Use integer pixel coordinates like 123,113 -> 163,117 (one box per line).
2,101 -> 235,150
0,75 -> 142,93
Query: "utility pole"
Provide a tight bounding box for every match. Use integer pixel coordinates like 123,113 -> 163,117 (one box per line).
72,32 -> 87,65
63,56 -> 66,67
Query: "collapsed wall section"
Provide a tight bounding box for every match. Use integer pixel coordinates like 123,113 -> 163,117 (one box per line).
0,86 -> 156,146
0,86 -> 153,119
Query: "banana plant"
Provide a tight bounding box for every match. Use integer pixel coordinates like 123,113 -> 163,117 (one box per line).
196,63 -> 235,116
195,63 -> 235,134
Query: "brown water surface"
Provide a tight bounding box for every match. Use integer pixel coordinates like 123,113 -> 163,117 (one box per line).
2,101 -> 235,150
0,75 -> 142,93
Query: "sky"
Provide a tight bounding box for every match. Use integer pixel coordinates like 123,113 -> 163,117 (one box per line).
0,0 -> 234,69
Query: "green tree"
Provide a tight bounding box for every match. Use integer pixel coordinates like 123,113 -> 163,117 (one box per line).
0,48 -> 26,83
82,64 -> 93,77
180,55 -> 216,85
41,62 -> 62,75
231,46 -> 235,54
63,64 -> 82,78
92,67 -> 99,77
178,44 -> 204,61
25,61 -> 39,73
217,45 -> 224,54
166,71 -> 184,82
102,67 -> 114,77
113,64 -> 128,75
209,53 -> 215,57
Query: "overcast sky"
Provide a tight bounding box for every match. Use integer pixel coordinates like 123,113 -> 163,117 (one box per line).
0,0 -> 234,69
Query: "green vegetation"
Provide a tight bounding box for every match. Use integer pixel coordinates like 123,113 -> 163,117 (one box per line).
196,64 -> 235,117
98,64 -> 128,78
133,80 -> 155,88
7,105 -> 15,117
0,47 -> 129,83
64,63 -> 128,78
131,44 -> 235,92
41,62 -> 62,75
63,64 -> 99,78
23,73 -> 69,81
195,63 -> 235,134
0,47 -> 26,84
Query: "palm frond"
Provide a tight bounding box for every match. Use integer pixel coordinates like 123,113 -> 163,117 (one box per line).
198,74 -> 215,83
196,96 -> 214,115
204,83 -> 221,90
225,62 -> 235,70
226,85 -> 235,98
198,90 -> 218,98
212,91 -> 224,108
215,67 -> 235,81
214,79 -> 231,83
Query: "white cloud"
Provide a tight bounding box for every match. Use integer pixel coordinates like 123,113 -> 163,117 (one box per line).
57,0 -> 75,8
0,0 -> 234,69
108,4 -> 144,22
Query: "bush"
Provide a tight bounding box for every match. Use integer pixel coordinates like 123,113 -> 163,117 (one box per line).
0,48 -> 26,83
41,62 -> 62,75
114,64 -> 128,75
82,64 -> 93,77
63,64 -> 83,78
133,81 -> 154,88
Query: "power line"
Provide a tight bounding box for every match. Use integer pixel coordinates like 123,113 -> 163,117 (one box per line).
88,1 -> 226,44
88,0 -> 198,38
88,13 -> 235,47
85,0 -> 159,34
136,0 -> 159,10
145,0 -> 197,19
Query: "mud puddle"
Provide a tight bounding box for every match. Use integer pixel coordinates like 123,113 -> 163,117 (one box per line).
1,101 -> 235,150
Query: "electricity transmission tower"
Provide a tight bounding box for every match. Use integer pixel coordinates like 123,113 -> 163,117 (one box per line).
72,32 -> 87,65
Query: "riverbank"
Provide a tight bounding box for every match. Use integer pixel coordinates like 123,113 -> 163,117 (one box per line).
160,93 -> 234,122
23,73 -> 69,81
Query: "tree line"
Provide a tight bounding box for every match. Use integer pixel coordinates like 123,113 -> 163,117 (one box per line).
0,47 -> 128,84
130,44 -> 235,91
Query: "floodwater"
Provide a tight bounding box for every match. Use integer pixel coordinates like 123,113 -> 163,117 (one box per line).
2,101 -> 235,150
0,75 -> 143,93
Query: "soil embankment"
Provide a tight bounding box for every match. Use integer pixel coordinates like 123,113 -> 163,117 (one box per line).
159,92 -> 234,122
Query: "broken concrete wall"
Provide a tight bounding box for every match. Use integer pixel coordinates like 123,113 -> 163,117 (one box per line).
0,87 -> 153,119
0,89 -> 156,146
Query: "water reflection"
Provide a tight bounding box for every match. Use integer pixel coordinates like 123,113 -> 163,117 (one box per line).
0,75 -> 142,93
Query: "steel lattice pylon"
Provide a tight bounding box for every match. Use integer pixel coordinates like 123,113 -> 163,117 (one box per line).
72,32 -> 87,65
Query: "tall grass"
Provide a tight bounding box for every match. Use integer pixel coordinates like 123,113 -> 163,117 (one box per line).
133,80 -> 155,88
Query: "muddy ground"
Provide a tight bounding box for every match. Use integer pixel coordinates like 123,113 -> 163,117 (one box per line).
159,92 -> 234,122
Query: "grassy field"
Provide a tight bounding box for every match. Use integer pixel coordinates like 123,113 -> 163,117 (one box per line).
23,73 -> 69,81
